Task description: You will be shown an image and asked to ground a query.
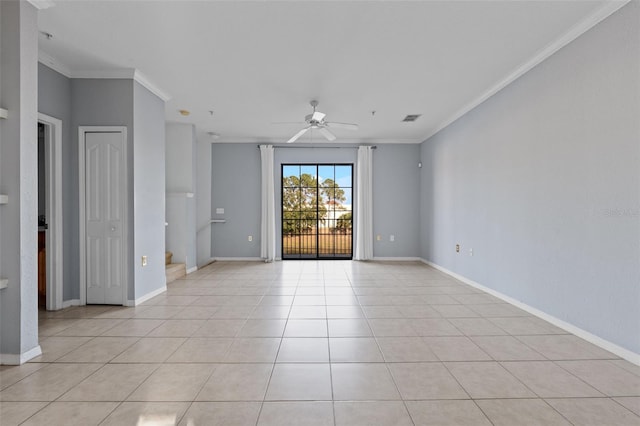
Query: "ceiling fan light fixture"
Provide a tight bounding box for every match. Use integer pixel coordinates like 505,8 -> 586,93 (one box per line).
280,100 -> 358,143
311,111 -> 326,122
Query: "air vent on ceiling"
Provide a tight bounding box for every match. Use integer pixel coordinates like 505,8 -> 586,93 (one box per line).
402,114 -> 421,122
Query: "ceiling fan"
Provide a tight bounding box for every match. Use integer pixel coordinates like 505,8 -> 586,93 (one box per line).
278,100 -> 359,143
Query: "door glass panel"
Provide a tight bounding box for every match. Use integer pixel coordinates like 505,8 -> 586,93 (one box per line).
282,165 -> 300,182
282,164 -> 352,259
300,165 -> 316,180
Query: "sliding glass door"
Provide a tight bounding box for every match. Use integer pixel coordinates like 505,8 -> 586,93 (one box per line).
282,164 -> 353,259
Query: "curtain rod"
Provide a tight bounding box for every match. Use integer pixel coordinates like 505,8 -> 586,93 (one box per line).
257,145 -> 376,150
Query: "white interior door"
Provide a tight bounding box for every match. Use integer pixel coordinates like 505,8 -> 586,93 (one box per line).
85,132 -> 125,305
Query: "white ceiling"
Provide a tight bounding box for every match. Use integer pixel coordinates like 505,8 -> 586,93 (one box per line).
37,0 -> 620,144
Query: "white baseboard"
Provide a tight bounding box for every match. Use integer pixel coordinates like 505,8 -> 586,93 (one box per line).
213,257 -> 263,262
186,266 -> 198,274
126,285 -> 167,306
62,299 -> 81,308
373,257 -> 422,262
421,258 -> 640,366
0,345 -> 42,365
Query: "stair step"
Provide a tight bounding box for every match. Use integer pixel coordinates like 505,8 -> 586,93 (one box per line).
165,262 -> 186,284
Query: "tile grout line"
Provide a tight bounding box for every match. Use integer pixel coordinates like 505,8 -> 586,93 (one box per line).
11,261 -> 639,424
254,275 -> 298,425
325,271 -> 338,426
358,276 -> 419,426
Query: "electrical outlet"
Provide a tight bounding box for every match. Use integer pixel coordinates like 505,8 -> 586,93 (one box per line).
141,255 -> 148,266
390,235 -> 395,242
248,235 -> 253,242
376,235 -> 381,241
455,244 -> 460,253
469,248 -> 473,256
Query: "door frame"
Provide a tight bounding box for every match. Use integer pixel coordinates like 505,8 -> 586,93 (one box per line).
78,126 -> 129,305
281,163 -> 354,260
38,113 -> 63,311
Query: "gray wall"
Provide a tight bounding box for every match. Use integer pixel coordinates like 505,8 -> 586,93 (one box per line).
211,143 -> 261,258
372,144 -> 421,258
71,79 -> 135,300
165,194 -> 197,270
165,123 -> 195,192
209,144 -> 421,260
0,1 -> 39,359
196,138 -> 212,266
165,123 -> 197,269
37,63 -> 73,300
419,2 -> 639,354
40,76 -> 166,303
133,81 -> 166,298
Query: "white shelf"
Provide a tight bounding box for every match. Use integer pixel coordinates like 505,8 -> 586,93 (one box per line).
0,108 -> 7,119
0,279 -> 7,290
0,194 -> 7,204
167,192 -> 194,198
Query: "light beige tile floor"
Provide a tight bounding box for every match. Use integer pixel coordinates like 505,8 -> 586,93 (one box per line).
1,260 -> 639,425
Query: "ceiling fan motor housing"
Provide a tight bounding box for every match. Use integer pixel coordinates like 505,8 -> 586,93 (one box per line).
305,113 -> 323,128
285,100 -> 357,143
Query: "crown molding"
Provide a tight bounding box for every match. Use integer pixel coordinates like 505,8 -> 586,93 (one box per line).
27,0 -> 54,10
206,137 -> 423,145
422,0 -> 631,143
37,52 -> 172,102
71,68 -> 136,79
133,70 -> 172,102
70,69 -> 171,101
38,50 -> 71,77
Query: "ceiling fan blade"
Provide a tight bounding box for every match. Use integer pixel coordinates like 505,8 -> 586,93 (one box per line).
318,127 -> 336,141
272,121 -> 306,125
311,111 -> 326,122
326,121 -> 359,131
287,127 -> 310,143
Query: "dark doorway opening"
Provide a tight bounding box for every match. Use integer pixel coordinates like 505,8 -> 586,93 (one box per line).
37,123 -> 47,308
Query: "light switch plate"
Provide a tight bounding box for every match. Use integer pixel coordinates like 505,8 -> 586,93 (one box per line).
216,208 -> 224,214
